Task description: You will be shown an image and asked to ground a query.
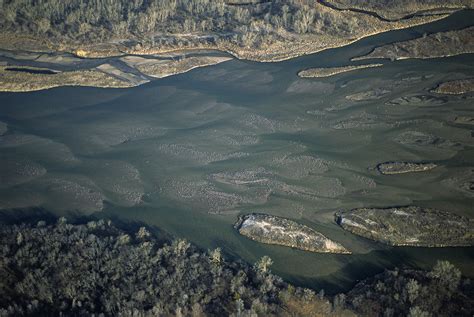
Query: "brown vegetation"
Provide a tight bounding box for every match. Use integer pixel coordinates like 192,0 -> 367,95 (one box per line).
0,0 -> 455,62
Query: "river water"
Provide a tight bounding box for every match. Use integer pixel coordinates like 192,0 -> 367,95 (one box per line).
1,10 -> 473,293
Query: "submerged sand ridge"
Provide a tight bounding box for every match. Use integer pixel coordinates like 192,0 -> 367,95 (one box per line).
376,162 -> 438,175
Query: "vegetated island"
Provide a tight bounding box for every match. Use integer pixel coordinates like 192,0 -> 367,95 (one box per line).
353,26 -> 474,61
335,206 -> 474,247
376,161 -> 438,175
235,213 -> 350,254
0,0 -> 465,63
297,63 -> 382,78
453,116 -> 474,125
432,78 -> 474,95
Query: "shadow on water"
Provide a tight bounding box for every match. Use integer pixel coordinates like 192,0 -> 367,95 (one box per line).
5,67 -> 58,75
0,207 -> 57,225
0,206 -> 174,246
1,200 -> 474,295
275,246 -> 474,294
0,206 -> 403,294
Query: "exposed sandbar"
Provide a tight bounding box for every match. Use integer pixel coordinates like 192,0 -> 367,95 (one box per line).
235,213 -> 350,254
298,64 -> 383,78
121,55 -> 232,79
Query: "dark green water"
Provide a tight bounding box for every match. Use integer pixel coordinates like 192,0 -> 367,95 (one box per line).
1,10 -> 473,293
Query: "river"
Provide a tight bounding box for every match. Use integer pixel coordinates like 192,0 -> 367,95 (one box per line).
0,10 -> 473,293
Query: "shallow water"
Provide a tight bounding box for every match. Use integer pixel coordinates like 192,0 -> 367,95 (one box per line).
1,10 -> 473,293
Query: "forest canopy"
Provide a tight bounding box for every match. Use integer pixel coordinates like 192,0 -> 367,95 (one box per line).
1,218 -> 473,316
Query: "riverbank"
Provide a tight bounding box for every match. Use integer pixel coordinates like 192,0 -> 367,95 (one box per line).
1,2 -> 471,91
1,1 -> 460,64
27,13 -> 449,63
353,26 -> 474,61
0,12 -> 446,92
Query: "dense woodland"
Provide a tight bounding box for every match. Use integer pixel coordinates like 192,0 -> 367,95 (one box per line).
0,218 -> 473,316
345,261 -> 474,316
0,0 -> 358,48
0,218 -> 349,316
